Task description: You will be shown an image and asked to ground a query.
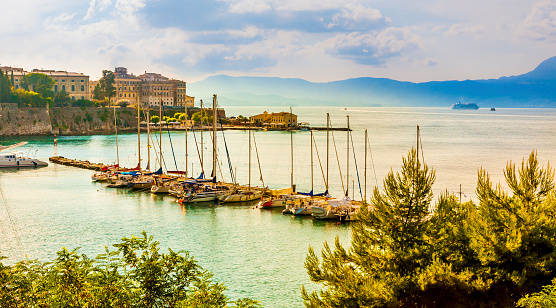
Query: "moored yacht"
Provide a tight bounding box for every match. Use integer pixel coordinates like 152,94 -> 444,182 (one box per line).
0,142 -> 47,168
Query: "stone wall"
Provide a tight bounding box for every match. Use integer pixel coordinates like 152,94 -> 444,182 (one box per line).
51,106 -> 139,135
0,104 -> 52,136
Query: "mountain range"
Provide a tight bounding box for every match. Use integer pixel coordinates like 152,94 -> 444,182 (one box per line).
188,56 -> 556,108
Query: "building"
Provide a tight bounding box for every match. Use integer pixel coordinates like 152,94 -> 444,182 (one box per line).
184,95 -> 195,108
112,67 -> 142,106
140,72 -> 175,107
250,111 -> 298,127
2,67 -> 91,100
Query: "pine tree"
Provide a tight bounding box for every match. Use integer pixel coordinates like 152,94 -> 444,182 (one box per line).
302,149 -> 439,307
470,150 -> 556,302
0,70 -> 13,103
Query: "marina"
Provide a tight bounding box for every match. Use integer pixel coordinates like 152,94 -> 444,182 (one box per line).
0,106 -> 555,307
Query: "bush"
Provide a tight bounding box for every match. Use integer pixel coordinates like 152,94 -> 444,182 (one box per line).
0,232 -> 261,307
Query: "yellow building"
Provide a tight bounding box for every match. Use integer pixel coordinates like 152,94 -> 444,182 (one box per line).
7,68 -> 91,100
250,111 -> 298,127
113,67 -> 142,106
174,81 -> 189,107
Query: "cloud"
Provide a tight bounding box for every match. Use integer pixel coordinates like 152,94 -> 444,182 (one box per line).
84,0 -> 112,20
518,0 -> 556,42
227,0 -> 272,14
318,27 -> 421,65
326,3 -> 390,31
444,24 -> 486,37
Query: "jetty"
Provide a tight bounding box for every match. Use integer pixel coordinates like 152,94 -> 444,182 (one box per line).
49,156 -> 107,171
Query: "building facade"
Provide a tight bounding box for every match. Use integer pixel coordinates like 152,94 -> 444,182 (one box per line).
2,67 -> 91,100
113,67 -> 142,106
250,111 -> 298,127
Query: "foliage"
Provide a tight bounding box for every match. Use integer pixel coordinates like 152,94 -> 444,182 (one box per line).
72,99 -> 97,107
151,115 -> 160,124
518,278 -> 556,307
98,70 -> 116,106
178,113 -> 188,122
191,112 -> 202,123
92,83 -> 103,100
54,90 -> 71,107
174,112 -> 182,119
303,150 -> 556,307
0,232 -> 260,308
0,70 -> 12,103
118,101 -> 130,108
12,89 -> 52,108
20,73 -> 55,99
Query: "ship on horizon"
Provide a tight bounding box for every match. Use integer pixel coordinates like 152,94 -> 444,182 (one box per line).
451,101 -> 479,110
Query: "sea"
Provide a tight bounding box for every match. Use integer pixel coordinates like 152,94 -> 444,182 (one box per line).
0,106 -> 554,307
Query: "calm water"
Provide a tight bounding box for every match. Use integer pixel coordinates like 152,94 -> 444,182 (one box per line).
0,107 -> 555,307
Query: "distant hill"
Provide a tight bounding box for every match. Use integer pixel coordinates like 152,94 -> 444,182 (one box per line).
188,56 -> 556,108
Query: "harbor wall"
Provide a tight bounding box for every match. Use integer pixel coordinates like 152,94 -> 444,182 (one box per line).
0,104 -> 140,136
0,104 -> 52,136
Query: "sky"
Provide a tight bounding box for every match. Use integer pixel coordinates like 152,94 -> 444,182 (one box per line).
1,0 -> 555,83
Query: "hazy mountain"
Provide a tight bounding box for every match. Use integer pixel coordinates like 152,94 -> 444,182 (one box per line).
188,56 -> 556,108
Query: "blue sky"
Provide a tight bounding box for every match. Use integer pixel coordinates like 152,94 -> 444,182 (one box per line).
1,0 -> 555,82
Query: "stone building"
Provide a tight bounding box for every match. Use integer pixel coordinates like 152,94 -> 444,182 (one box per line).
113,67 -> 142,106
249,111 -> 298,127
3,67 -> 91,100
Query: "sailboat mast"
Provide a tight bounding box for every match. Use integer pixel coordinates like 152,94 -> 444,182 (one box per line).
346,115 -> 350,197
137,102 -> 141,169
364,128 -> 367,202
114,106 -> 119,165
185,102 -> 188,177
249,123 -> 251,188
290,107 -> 294,192
416,125 -> 420,171
200,99 -> 204,175
311,130 -> 314,193
147,107 -> 150,171
212,94 -> 217,180
159,95 -> 163,170
326,113 -> 329,191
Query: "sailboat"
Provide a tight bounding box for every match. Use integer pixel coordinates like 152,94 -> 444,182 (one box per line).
220,125 -> 264,203
180,95 -> 232,203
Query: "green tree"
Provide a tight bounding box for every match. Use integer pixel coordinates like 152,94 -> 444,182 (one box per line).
178,113 -> 188,122
468,151 -> 556,303
303,149 -> 439,307
92,83 -> 103,100
0,232 -> 261,307
174,112 -> 182,119
54,90 -> 71,107
151,115 -> 160,124
519,278 -> 556,307
20,73 -> 55,99
0,70 -> 12,103
191,112 -> 202,124
99,70 -> 116,107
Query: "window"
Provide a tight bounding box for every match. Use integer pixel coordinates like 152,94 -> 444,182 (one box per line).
81,96 -> 84,100
62,79 -> 65,82
71,85 -> 75,91
81,85 -> 84,91
71,80 -> 74,82
62,85 -> 65,91
54,85 -> 58,93
81,79 -> 84,82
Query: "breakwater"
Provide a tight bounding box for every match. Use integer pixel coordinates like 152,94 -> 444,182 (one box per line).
49,156 -> 107,171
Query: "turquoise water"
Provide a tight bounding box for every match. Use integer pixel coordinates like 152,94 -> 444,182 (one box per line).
0,107 -> 555,307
